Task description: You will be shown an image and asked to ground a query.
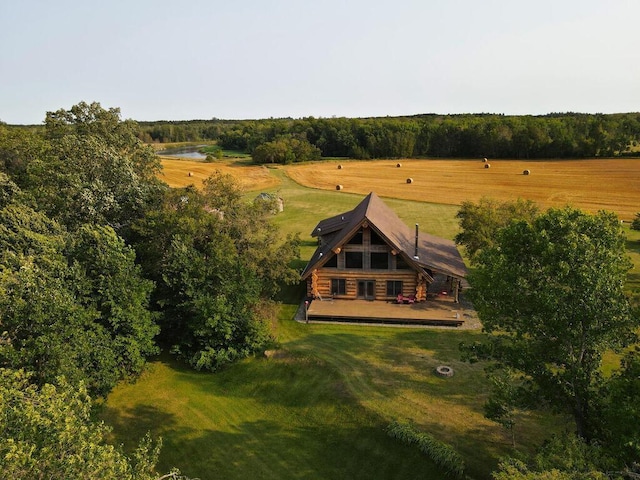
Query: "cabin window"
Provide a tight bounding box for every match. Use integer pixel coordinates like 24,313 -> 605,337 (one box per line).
370,230 -> 386,245
386,281 -> 403,296
347,230 -> 363,245
396,256 -> 411,270
345,252 -> 363,269
370,252 -> 389,269
331,278 -> 346,296
324,254 -> 337,268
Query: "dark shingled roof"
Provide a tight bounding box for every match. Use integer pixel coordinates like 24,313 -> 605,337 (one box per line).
301,192 -> 468,280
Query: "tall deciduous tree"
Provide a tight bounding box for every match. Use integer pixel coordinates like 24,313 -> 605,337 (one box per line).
599,348 -> 640,465
0,196 -> 158,395
466,207 -> 637,441
454,197 -> 539,261
251,135 -> 321,164
0,369 -> 162,480
131,172 -> 300,371
24,102 -> 165,230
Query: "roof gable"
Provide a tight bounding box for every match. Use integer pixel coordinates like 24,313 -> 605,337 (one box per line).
301,193 -> 467,279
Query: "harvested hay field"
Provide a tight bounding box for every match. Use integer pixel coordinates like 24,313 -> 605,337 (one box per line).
286,159 -> 640,220
160,158 -> 279,191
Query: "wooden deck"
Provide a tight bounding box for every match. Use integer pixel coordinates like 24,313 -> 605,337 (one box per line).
301,294 -> 480,328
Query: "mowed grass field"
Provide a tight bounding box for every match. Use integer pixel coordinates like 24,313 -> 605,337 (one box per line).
102,156 -> 639,480
104,306 -> 562,480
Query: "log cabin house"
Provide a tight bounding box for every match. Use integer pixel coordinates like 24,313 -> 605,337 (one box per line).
301,192 -> 467,304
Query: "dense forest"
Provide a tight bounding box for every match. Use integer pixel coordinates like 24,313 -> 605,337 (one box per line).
133,112 -> 640,161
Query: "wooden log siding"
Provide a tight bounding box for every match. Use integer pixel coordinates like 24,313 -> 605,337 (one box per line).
302,193 -> 467,305
309,270 -> 418,300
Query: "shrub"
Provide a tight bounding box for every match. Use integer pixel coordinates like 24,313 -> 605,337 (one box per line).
387,420 -> 465,478
631,212 -> 640,231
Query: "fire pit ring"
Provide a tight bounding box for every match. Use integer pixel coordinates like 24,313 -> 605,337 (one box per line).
435,365 -> 454,377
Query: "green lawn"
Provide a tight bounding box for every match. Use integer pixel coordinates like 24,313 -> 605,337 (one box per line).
102,350 -> 446,479
104,305 -> 557,480
102,169 -> 634,480
253,167 -> 461,261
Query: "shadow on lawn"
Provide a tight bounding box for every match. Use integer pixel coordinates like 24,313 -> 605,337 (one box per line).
285,329 -> 489,407
101,403 -> 179,452
157,419 -> 446,480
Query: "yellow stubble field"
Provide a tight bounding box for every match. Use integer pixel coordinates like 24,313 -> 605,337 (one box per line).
286,159 -> 640,221
159,158 -> 279,192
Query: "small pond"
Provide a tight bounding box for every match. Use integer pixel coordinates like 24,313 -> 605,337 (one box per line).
156,145 -> 208,160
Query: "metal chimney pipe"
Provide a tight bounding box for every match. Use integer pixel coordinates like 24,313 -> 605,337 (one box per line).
414,223 -> 419,259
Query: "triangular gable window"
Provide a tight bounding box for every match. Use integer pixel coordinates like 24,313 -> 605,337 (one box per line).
347,229 -> 363,245
370,230 -> 387,245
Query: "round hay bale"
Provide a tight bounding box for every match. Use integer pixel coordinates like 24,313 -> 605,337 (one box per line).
484,163 -> 491,169
523,169 -> 531,175
435,365 -> 454,378
336,184 -> 343,191
337,164 -> 343,169
482,157 -> 488,163
406,178 -> 413,184
396,163 -> 402,168
188,171 -> 193,177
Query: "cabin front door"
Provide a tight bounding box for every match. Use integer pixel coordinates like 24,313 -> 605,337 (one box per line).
357,280 -> 375,300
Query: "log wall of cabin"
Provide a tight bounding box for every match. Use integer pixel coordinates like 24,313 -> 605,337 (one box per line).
306,224 -> 434,301
307,270 -> 420,300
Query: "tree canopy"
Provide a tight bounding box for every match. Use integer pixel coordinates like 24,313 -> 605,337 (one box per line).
251,135 -> 321,164
455,197 -> 539,261
0,198 -> 158,396
467,207 -> 636,440
458,200 -> 640,476
14,102 -> 165,231
0,369 -> 163,480
0,103 -> 164,395
131,171 -> 300,371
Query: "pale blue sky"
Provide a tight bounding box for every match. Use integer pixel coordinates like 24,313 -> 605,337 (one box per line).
1,0 -> 639,124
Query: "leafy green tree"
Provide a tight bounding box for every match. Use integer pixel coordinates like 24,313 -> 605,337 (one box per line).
0,198 -> 158,395
465,207 -> 637,441
44,101 -> 160,177
0,124 -> 48,181
201,172 -> 301,298
454,197 -> 539,261
252,135 -> 320,164
23,102 -> 165,231
631,212 -> 640,231
131,172 -> 299,371
0,172 -> 24,208
66,224 -> 159,380
491,435 -> 611,480
599,347 -> 640,465
0,369 -> 162,480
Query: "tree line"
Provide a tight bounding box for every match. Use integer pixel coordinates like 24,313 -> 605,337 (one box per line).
134,112 -> 640,161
